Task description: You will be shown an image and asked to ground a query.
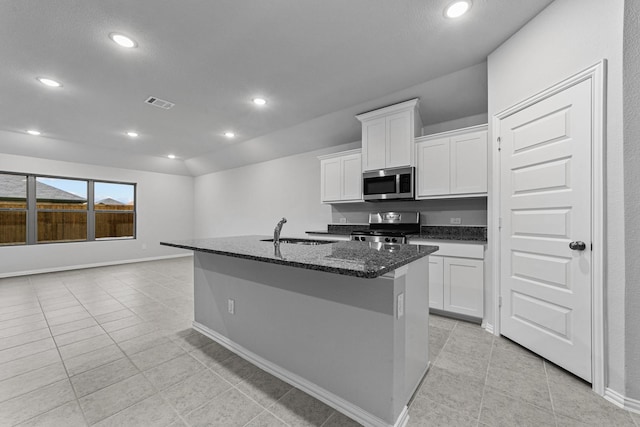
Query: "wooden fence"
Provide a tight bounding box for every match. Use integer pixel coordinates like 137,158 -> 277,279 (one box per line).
0,202 -> 134,244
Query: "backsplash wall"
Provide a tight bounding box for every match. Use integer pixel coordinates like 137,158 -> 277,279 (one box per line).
331,197 -> 487,226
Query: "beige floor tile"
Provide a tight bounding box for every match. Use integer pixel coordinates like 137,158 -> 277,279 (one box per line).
49,317 -> 98,336
143,353 -> 205,390
46,310 -> 92,327
0,327 -> 51,351
209,353 -> 261,386
0,320 -> 49,338
0,313 -> 45,330
0,361 -> 68,403
58,333 -> 114,360
322,411 -> 364,426
184,388 -> 263,427
479,387 -> 555,427
485,366 -> 553,411
79,373 -> 156,425
63,343 -> 125,376
161,369 -> 232,415
108,321 -> 158,342
94,308 -> 136,324
0,348 -> 60,382
16,400 -> 86,427
129,340 -> 187,371
408,395 -> 476,427
245,411 -> 289,427
0,379 -> 76,426
100,314 -> 145,333
93,394 -> 180,427
118,330 -> 172,356
54,325 -> 107,347
70,357 -> 140,397
169,328 -> 212,352
434,347 -> 490,381
267,388 -> 335,427
0,306 -> 42,322
236,368 -> 293,408
0,337 -> 56,364
418,366 -> 484,418
189,341 -> 235,368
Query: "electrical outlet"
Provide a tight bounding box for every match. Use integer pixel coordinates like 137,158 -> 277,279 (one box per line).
228,299 -> 235,314
450,217 -> 462,225
397,293 -> 404,319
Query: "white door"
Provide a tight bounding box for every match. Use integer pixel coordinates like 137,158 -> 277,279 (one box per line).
444,257 -> 484,318
320,158 -> 341,202
386,110 -> 412,168
362,117 -> 386,171
499,78 -> 592,381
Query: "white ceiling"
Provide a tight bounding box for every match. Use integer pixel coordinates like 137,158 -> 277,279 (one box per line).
0,0 -> 554,176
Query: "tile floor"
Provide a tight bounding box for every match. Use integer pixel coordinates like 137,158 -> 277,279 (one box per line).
0,257 -> 637,427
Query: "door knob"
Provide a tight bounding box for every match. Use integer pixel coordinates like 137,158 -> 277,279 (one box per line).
569,241 -> 586,251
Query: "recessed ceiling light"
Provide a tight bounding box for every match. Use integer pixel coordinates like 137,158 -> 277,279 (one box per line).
445,0 -> 471,18
37,77 -> 62,87
109,33 -> 137,48
224,131 -> 235,138
126,131 -> 139,138
26,130 -> 41,136
167,154 -> 176,159
252,98 -> 267,106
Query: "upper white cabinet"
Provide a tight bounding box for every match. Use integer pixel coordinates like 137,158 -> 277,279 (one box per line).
357,99 -> 422,172
319,149 -> 362,203
415,125 -> 488,199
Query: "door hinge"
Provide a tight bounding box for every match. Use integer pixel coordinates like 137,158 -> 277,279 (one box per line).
499,296 -> 503,308
497,136 -> 501,151
498,217 -> 503,230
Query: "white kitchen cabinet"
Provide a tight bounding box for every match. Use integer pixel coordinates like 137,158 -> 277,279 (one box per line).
429,256 -> 444,310
415,125 -> 488,198
319,149 -> 362,203
357,99 -> 422,172
443,257 -> 484,318
409,239 -> 485,319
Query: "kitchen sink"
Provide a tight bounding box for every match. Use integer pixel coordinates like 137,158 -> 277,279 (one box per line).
261,238 -> 337,245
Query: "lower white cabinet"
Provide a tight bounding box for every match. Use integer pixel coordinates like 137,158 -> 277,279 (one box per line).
442,257 -> 484,318
410,239 -> 485,319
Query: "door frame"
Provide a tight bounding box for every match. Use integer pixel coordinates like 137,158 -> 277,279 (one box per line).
490,60 -> 606,394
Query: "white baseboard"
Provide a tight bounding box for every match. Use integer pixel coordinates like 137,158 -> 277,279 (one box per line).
604,387 -> 640,414
0,253 -> 192,278
483,322 -> 495,335
192,321 -> 409,427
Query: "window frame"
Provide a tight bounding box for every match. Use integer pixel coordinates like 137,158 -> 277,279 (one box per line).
0,172 -> 29,246
0,172 -> 137,246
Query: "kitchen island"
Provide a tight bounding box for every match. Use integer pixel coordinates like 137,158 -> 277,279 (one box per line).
160,236 -> 438,427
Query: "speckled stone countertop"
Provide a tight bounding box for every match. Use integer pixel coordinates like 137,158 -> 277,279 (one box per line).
160,235 -> 438,279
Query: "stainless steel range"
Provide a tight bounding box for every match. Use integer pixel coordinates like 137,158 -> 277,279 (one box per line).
350,211 -> 420,244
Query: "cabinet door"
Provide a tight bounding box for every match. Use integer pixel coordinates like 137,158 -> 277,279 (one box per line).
416,138 -> 450,197
362,117 -> 386,171
428,256 -> 444,310
443,257 -> 484,318
341,153 -> 362,201
320,158 -> 341,202
386,110 -> 412,168
450,131 -> 488,194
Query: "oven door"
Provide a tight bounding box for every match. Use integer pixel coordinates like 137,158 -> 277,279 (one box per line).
362,167 -> 414,201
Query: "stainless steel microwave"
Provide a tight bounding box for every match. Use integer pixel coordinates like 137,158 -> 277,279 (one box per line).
362,167 -> 415,201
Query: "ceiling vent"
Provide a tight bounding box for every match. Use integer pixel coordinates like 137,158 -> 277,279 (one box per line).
145,96 -> 175,110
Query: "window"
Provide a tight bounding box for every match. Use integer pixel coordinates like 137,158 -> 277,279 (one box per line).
0,173 -> 27,245
0,172 -> 136,246
37,177 -> 88,243
94,182 -> 135,239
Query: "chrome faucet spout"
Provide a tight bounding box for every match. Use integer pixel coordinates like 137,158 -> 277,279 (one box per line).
273,217 -> 287,245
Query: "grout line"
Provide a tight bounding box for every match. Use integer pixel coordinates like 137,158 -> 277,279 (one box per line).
474,328 -> 495,427
542,360 -> 560,427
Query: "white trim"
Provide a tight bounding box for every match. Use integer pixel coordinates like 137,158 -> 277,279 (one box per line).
0,253 -> 192,278
415,123 -> 488,142
604,388 -> 640,414
491,61 -> 607,394
483,322 -> 495,335
193,321 -> 410,427
356,98 -> 419,122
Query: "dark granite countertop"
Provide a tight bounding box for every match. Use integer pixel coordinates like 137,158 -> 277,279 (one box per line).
161,235 -> 438,279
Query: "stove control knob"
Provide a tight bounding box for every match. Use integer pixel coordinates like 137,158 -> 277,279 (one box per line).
385,237 -> 390,243
391,238 -> 398,243
359,236 -> 365,241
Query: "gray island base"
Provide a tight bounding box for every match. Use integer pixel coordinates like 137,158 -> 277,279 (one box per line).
161,236 -> 438,427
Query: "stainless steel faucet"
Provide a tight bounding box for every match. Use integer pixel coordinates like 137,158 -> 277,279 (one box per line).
273,217 -> 287,245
